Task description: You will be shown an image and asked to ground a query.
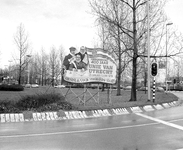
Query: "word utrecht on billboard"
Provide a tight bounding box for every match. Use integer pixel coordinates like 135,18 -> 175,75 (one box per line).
64,48 -> 117,84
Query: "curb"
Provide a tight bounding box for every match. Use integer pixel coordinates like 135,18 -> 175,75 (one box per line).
0,101 -> 179,123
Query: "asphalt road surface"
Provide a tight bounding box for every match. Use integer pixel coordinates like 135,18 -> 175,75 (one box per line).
0,92 -> 183,150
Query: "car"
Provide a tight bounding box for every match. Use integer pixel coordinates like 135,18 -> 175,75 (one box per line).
31,84 -> 39,88
124,85 -> 132,90
111,85 -> 124,89
138,86 -> 148,91
24,84 -> 31,88
54,85 -> 65,88
156,86 -> 165,92
138,86 -> 164,92
89,84 -> 102,89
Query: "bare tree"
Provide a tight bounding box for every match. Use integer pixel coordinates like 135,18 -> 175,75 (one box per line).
41,48 -> 49,86
34,48 -> 49,86
58,45 -> 65,85
14,23 -> 31,84
91,0 -> 132,95
90,0 -> 174,101
49,46 -> 60,86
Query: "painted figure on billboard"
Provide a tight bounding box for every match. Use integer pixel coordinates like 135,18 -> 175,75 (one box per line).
76,46 -> 89,65
69,54 -> 87,71
62,47 -> 76,70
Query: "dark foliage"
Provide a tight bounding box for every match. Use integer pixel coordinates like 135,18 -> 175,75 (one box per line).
0,100 -> 20,113
0,84 -> 24,91
0,93 -> 74,113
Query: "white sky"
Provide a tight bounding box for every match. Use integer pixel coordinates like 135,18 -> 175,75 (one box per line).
0,0 -> 183,69
165,0 -> 183,31
0,0 -> 98,68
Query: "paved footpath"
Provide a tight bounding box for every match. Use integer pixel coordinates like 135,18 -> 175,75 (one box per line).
0,92 -> 182,123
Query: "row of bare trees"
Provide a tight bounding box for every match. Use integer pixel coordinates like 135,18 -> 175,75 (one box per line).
9,46 -> 65,86
10,23 -> 65,86
89,0 -> 183,101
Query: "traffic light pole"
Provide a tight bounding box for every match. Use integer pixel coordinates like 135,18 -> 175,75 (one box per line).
152,77 -> 156,103
151,62 -> 157,102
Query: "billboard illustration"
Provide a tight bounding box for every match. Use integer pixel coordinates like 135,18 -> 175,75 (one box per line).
63,47 -> 117,84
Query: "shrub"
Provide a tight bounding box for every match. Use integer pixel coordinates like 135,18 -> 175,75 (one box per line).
0,84 -> 24,91
0,93 -> 74,113
0,100 -> 20,113
15,93 -> 74,111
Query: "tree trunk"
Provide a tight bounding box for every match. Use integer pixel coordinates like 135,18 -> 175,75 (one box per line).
18,63 -> 22,85
130,0 -> 137,101
130,56 -> 137,101
117,24 -> 122,96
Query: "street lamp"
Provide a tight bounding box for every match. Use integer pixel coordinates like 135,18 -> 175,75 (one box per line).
26,55 -> 31,84
147,0 -> 151,101
165,23 -> 173,93
8,60 -> 12,84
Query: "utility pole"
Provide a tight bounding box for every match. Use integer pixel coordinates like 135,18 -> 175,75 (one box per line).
147,0 -> 151,101
26,55 -> 31,84
165,23 -> 173,93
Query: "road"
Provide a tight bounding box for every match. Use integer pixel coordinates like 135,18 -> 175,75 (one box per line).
0,92 -> 183,150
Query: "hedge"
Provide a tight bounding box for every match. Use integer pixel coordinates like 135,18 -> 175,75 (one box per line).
0,84 -> 24,91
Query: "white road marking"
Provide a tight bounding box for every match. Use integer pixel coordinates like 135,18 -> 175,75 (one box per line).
1,116 -> 183,139
72,123 -> 97,128
136,113 -> 183,131
0,122 -> 159,138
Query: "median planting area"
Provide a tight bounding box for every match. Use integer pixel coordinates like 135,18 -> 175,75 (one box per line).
0,85 -> 179,113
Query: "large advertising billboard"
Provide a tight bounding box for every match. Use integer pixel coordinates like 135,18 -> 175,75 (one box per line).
63,48 -> 117,84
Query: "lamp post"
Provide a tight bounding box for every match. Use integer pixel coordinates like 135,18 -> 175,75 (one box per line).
147,0 -> 151,101
8,60 -> 12,84
173,59 -> 180,84
165,23 -> 173,93
26,55 -> 31,84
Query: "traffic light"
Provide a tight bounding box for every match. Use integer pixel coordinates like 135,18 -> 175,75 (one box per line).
151,62 -> 157,76
173,79 -> 176,84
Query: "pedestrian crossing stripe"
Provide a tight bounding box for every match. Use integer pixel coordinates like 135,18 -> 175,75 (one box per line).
10,114 -> 15,122
153,104 -> 164,110
131,107 -> 143,113
168,102 -> 176,107
162,103 -> 171,108
19,114 -> 24,122
143,105 -> 155,111
65,112 -> 74,119
41,113 -> 46,121
0,114 -> 5,122
112,108 -> 129,115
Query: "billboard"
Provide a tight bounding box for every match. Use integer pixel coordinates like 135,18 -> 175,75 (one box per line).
63,48 -> 117,84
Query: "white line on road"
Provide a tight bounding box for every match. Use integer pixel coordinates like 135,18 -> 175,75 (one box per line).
0,122 -> 159,138
1,117 -> 183,139
136,113 -> 183,131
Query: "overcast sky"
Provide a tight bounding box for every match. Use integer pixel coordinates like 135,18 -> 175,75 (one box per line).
0,0 -> 97,68
165,0 -> 183,31
0,0 -> 183,69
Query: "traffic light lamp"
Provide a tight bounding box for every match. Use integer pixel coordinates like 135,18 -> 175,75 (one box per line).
173,79 -> 176,84
151,62 -> 157,76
